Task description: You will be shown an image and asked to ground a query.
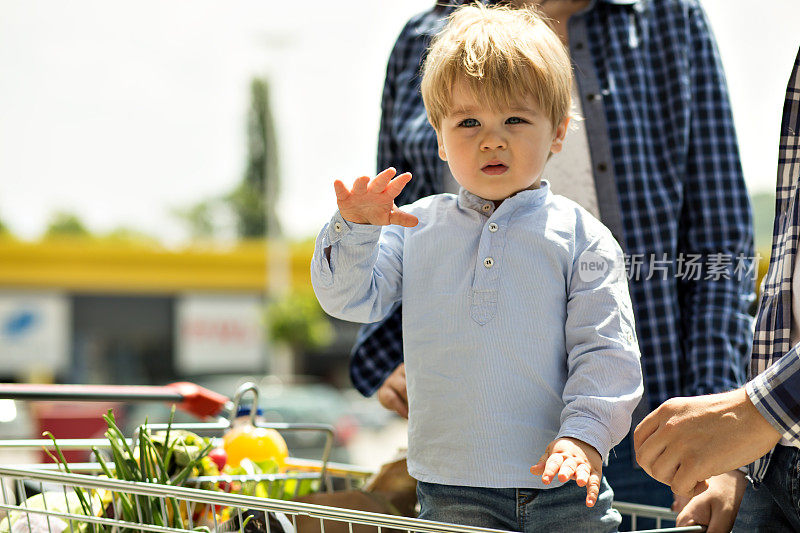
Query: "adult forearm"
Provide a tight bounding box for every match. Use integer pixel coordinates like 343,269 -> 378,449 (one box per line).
678,0 -> 755,397
679,281 -> 753,396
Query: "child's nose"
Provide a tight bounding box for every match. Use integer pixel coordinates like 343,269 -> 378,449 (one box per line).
480,132 -> 506,151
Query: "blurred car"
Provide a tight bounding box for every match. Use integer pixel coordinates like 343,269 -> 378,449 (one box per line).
0,393 -> 127,464
340,388 -> 397,430
0,399 -> 34,441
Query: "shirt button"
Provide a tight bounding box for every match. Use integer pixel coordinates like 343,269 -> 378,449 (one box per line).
597,162 -> 609,173
483,257 -> 494,268
482,203 -> 492,213
334,222 -> 343,232
488,223 -> 499,232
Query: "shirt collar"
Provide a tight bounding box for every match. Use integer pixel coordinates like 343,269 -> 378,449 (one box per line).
458,180 -> 551,216
421,1 -> 641,36
574,0 -> 641,12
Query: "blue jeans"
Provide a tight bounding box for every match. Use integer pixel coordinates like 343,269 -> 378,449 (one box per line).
733,445 -> 800,531
604,435 -> 675,530
416,479 -> 620,532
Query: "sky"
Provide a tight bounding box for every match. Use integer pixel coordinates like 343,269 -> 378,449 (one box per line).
1,0 -> 799,243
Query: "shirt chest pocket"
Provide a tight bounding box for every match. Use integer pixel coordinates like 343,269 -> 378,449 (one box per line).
470,289 -> 497,325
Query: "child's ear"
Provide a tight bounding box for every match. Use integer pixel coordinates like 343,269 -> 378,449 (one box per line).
549,116 -> 570,154
436,131 -> 447,161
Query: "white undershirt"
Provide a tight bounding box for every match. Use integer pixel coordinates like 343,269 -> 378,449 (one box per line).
542,88 -> 599,218
442,87 -> 598,217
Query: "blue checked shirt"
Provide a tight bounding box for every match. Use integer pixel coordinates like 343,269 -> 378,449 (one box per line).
351,0 -> 755,415
746,48 -> 800,483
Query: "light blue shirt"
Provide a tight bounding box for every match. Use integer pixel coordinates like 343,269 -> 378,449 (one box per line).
311,182 -> 643,488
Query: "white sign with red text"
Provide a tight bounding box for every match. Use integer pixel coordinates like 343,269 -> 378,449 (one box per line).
176,293 -> 265,374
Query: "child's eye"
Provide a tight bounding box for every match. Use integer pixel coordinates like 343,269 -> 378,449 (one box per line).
458,118 -> 480,128
506,116 -> 527,125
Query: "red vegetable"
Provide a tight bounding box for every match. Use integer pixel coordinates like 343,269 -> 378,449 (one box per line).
208,447 -> 227,470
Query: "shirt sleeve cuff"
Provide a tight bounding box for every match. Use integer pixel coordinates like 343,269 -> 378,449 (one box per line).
745,348 -> 800,446
325,211 -> 382,246
557,416 -> 613,463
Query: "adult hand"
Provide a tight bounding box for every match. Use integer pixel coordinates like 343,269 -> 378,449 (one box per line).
334,167 -> 418,227
672,471 -> 747,533
376,363 -> 408,419
634,388 -> 781,496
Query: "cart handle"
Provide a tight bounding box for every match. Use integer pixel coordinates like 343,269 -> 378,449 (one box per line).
0,382 -> 231,418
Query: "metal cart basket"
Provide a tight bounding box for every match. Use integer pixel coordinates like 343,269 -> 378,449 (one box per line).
0,382 -> 704,533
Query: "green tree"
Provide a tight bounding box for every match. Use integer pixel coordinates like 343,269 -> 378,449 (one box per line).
173,77 -> 280,241
265,290 -> 333,353
44,211 -> 90,237
228,77 -> 281,238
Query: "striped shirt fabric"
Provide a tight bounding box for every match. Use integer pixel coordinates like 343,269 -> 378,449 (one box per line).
312,184 -> 643,487
746,47 -> 800,483
350,0 -> 755,419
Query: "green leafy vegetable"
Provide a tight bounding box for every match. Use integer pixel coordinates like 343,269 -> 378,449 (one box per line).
46,407 -> 215,532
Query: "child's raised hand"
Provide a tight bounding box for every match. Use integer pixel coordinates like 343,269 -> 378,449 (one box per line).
334,167 -> 418,227
530,437 -> 603,508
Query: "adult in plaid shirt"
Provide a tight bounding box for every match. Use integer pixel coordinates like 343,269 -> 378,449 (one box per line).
351,0 -> 755,528
635,47 -> 800,532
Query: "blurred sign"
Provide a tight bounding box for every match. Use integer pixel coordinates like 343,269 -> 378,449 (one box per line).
176,293 -> 265,374
0,291 -> 70,375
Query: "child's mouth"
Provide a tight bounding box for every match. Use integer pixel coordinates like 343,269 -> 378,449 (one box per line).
481,163 -> 508,175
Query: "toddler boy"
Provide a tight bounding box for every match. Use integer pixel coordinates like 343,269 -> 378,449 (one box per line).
311,4 -> 642,531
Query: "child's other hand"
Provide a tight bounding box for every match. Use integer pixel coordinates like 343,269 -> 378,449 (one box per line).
334,167 -> 418,227
530,437 -> 603,508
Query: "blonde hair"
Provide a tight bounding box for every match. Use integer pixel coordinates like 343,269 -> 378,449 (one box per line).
421,3 -> 573,131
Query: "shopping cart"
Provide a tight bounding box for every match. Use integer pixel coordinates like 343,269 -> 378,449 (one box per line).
0,382 -> 704,533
